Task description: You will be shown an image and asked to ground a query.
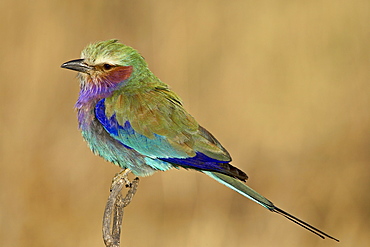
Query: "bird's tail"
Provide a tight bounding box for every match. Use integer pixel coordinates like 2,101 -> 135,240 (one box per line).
203,171 -> 339,242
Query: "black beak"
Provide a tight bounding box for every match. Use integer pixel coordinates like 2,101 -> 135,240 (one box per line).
61,59 -> 93,74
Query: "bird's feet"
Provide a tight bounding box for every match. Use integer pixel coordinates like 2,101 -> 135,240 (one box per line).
111,169 -> 132,191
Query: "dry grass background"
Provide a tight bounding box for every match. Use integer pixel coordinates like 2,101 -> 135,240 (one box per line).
0,0 -> 369,246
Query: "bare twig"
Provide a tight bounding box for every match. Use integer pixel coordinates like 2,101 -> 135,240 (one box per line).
103,169 -> 140,247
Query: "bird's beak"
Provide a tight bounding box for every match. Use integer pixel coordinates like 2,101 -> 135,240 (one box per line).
61,59 -> 93,74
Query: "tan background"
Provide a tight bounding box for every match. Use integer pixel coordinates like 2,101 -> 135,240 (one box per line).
1,0 -> 368,246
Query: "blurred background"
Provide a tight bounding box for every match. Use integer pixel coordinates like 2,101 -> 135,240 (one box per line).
0,0 -> 368,246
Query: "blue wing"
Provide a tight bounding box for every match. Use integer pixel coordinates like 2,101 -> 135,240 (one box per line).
95,99 -> 190,158
95,99 -> 247,181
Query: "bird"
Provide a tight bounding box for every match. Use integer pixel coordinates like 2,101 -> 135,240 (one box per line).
61,39 -> 338,242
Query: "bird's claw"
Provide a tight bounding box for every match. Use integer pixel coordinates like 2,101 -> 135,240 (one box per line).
110,169 -> 131,191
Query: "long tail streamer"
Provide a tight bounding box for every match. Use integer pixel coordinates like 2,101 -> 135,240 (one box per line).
204,171 -> 339,242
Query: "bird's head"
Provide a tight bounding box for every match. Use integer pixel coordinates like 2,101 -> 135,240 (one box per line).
62,40 -> 151,104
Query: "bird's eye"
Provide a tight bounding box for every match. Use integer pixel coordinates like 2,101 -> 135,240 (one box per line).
103,64 -> 113,70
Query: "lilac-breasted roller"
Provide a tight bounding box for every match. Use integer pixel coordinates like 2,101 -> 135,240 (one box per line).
61,39 -> 338,241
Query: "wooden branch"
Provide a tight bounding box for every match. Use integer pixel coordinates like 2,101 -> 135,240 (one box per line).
103,169 -> 140,247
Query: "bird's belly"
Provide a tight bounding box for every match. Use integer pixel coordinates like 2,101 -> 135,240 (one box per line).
81,117 -> 158,177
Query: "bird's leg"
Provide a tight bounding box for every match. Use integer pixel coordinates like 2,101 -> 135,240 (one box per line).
103,169 -> 140,247
111,169 -> 132,190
